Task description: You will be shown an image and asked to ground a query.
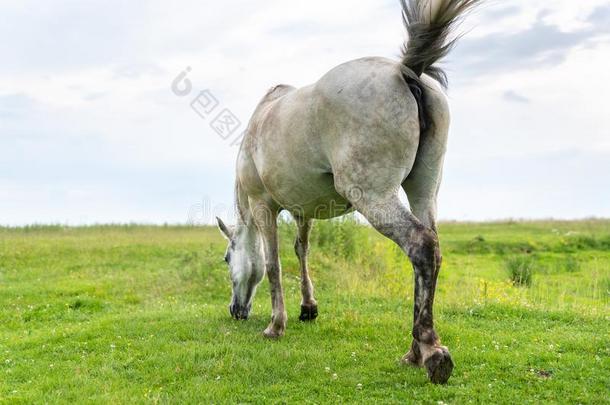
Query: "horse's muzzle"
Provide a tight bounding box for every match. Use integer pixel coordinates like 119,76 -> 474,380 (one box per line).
229,302 -> 251,320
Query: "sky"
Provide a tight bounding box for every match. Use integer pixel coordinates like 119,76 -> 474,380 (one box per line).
1,0 -> 609,225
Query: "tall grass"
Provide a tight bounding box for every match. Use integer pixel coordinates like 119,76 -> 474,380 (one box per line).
505,255 -> 535,287
279,215 -> 371,261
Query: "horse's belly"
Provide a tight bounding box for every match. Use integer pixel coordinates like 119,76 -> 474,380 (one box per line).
285,194 -> 354,220
267,172 -> 353,220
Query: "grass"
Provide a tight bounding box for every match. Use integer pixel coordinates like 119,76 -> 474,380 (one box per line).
505,255 -> 534,287
0,220 -> 609,403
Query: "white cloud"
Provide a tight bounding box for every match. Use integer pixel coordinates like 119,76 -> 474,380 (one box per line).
1,0 -> 609,224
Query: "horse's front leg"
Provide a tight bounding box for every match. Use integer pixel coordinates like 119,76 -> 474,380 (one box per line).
294,218 -> 318,321
251,201 -> 287,338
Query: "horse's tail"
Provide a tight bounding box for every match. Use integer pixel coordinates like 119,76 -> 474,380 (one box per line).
400,0 -> 481,89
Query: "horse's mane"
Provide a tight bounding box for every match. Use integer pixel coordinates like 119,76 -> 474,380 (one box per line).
235,181 -> 246,224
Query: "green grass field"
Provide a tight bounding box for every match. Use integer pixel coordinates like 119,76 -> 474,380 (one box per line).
1,220 -> 609,403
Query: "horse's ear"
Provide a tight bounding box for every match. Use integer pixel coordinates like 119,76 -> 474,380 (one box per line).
216,217 -> 233,240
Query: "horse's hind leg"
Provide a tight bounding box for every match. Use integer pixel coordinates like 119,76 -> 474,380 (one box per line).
336,184 -> 452,384
402,78 -> 450,370
294,218 -> 318,321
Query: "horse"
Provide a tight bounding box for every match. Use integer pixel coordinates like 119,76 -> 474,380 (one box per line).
216,0 -> 481,384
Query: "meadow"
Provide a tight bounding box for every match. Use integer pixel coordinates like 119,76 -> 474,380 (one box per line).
0,220 -> 608,403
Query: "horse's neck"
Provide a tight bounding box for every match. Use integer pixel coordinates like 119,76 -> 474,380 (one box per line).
234,181 -> 262,258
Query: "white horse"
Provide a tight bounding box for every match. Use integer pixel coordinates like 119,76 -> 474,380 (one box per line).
216,0 -> 481,384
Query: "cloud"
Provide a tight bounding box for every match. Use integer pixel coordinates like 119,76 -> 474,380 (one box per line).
482,4 -> 522,21
0,93 -> 38,118
441,149 -> 610,220
1,0 -> 609,224
450,7 -> 610,80
112,63 -> 166,80
588,4 -> 610,25
502,90 -> 529,104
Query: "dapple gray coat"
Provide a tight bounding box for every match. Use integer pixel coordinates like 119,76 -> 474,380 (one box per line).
217,0 -> 482,384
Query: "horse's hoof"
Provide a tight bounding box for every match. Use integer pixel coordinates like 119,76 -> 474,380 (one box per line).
299,304 -> 318,321
401,349 -> 422,368
424,346 -> 454,384
401,340 -> 423,367
263,326 -> 284,339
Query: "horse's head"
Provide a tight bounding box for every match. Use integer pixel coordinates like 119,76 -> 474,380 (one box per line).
216,217 -> 265,320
